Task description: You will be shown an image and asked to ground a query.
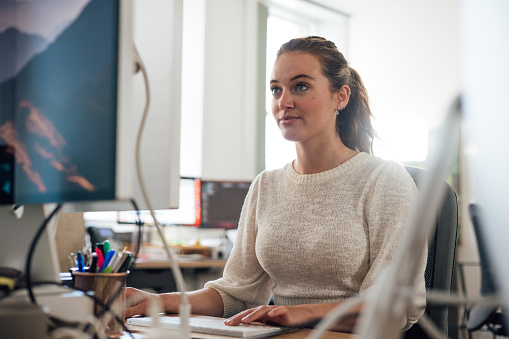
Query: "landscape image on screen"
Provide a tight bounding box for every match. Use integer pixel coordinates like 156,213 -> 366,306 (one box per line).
0,0 -> 120,204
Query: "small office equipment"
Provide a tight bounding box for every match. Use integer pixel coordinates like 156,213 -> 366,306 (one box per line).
200,180 -> 251,229
127,315 -> 297,338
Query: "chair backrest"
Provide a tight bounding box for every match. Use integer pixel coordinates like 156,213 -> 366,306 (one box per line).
403,166 -> 459,339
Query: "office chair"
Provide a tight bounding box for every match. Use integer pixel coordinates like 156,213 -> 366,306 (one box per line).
403,166 -> 459,339
466,202 -> 508,337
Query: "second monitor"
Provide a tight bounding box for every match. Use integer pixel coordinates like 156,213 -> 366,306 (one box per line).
200,180 -> 251,229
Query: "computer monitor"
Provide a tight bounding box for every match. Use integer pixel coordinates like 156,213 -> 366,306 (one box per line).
0,0 -> 182,282
200,180 -> 251,229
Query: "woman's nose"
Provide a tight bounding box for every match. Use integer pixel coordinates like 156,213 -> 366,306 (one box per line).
278,91 -> 294,110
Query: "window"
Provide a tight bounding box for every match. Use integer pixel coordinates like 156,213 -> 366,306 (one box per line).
264,15 -> 312,170
373,118 -> 429,164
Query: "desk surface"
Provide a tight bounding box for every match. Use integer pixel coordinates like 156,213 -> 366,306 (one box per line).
132,258 -> 228,269
124,324 -> 355,339
122,315 -> 355,339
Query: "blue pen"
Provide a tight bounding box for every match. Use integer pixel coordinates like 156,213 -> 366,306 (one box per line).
100,249 -> 116,272
77,251 -> 85,272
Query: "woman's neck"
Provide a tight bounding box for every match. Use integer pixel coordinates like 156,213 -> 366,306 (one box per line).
293,139 -> 359,175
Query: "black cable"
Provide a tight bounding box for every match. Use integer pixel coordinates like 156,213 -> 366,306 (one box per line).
25,203 -> 63,304
129,198 -> 144,263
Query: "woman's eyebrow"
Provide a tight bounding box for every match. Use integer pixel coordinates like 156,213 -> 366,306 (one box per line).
270,74 -> 315,84
290,74 -> 314,82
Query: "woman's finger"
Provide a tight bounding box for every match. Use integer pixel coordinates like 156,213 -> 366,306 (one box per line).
267,306 -> 287,318
124,299 -> 148,319
240,306 -> 273,324
225,308 -> 257,325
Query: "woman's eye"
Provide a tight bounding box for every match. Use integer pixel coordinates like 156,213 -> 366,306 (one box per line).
296,83 -> 308,91
271,87 -> 281,95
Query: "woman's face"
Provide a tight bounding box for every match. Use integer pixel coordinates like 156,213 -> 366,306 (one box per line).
270,52 -> 339,144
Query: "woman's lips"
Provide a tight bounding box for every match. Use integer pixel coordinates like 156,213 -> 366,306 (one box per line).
280,116 -> 300,125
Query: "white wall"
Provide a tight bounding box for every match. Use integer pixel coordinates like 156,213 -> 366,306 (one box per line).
200,0 -> 261,181
132,0 -> 182,209
347,0 -> 481,320
348,0 -> 461,128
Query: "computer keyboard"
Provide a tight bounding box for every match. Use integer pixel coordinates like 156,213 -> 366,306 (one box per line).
126,315 -> 298,338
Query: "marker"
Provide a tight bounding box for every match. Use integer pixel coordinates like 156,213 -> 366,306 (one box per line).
77,251 -> 85,272
96,243 -> 104,257
112,251 -> 129,273
100,250 -> 115,272
118,251 -> 133,273
89,252 -> 98,273
102,251 -> 120,273
95,248 -> 104,272
103,240 -> 111,256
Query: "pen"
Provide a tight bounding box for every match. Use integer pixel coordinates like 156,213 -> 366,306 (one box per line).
118,251 -> 133,273
95,248 -> 104,272
103,240 -> 111,256
89,252 -> 98,273
112,251 -> 129,273
77,251 -> 85,272
100,249 -> 115,272
96,243 -> 104,257
102,251 -> 120,274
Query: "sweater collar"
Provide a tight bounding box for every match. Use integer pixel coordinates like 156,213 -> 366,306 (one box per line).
285,152 -> 368,184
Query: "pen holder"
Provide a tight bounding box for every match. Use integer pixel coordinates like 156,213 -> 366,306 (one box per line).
73,271 -> 129,338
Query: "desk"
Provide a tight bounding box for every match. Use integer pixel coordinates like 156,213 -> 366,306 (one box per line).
124,327 -> 355,339
123,318 -> 356,339
128,259 -> 227,292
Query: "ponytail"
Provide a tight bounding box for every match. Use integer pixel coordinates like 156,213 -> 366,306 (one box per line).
337,67 -> 375,154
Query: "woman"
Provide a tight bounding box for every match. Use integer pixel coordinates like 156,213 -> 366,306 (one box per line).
125,36 -> 426,333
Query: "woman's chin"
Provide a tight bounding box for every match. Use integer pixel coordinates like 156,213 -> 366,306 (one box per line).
279,130 -> 301,142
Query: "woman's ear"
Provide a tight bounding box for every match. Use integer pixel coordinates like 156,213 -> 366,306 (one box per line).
335,85 -> 351,110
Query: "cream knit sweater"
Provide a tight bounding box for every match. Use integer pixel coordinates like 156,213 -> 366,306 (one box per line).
205,152 -> 426,330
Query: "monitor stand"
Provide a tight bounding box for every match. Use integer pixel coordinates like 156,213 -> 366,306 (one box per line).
0,205 -> 94,324
0,204 -> 60,286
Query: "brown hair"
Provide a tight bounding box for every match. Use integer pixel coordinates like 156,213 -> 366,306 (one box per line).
277,36 -> 375,154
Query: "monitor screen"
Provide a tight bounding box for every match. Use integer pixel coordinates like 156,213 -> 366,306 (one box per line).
0,0 -> 121,205
200,180 -> 251,229
0,0 -> 134,285
117,177 -> 201,226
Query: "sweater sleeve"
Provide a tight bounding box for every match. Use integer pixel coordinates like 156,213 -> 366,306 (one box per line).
359,161 -> 426,331
204,175 -> 274,317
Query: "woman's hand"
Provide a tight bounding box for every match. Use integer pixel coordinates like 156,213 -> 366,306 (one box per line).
224,302 -> 362,333
224,305 -> 315,328
124,287 -> 160,319
124,287 -> 224,319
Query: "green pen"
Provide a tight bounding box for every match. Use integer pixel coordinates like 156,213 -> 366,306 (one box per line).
103,240 -> 110,255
